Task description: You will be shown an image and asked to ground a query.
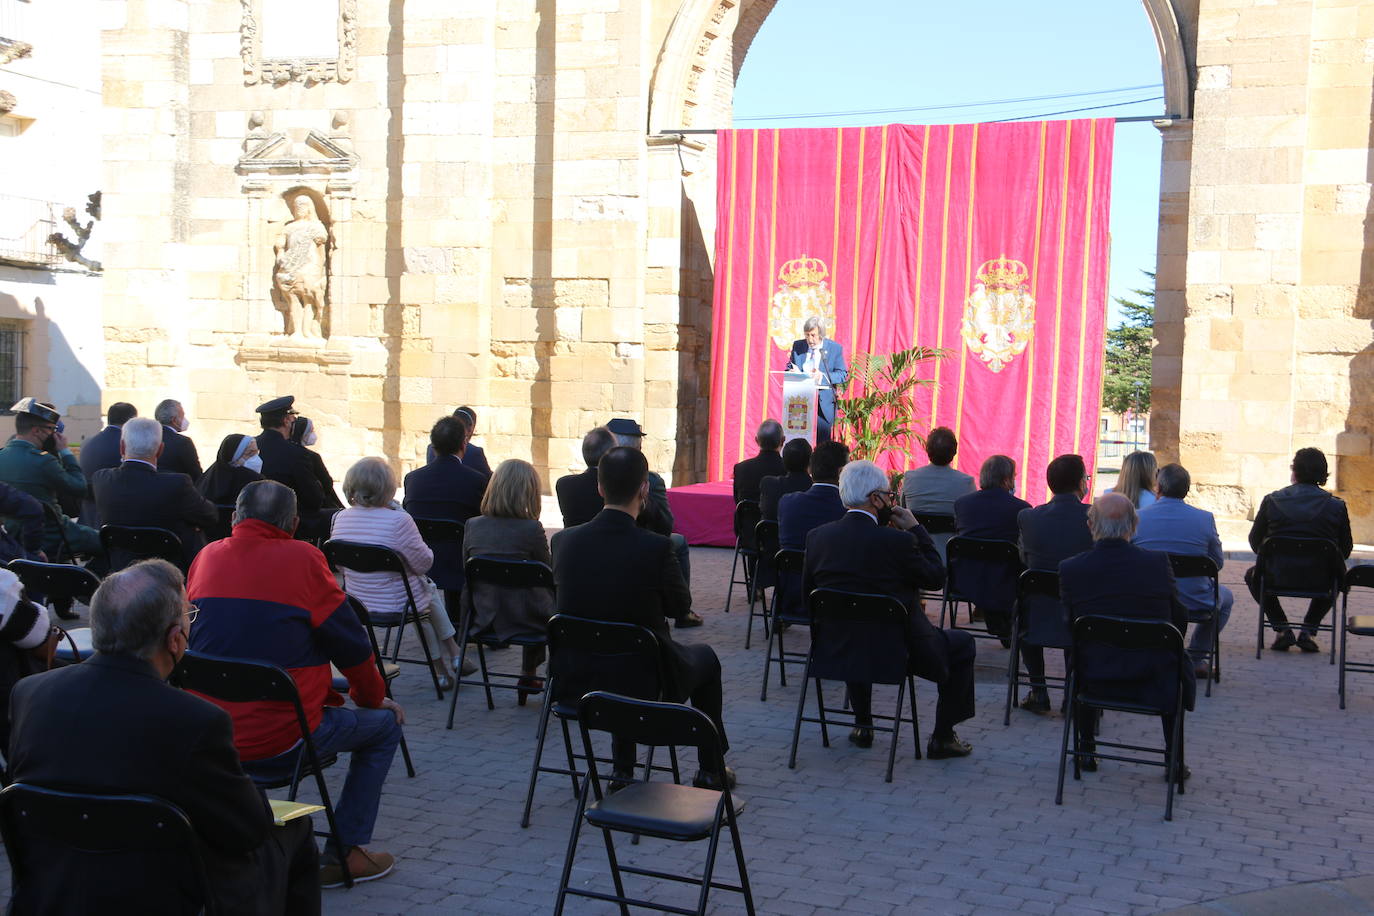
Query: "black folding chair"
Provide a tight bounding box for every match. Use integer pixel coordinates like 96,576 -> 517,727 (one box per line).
176,651 -> 353,887
8,557 -> 100,608
99,524 -> 184,572
40,502 -> 76,563
748,520 -> 779,650
724,500 -> 761,614
914,513 -> 956,600
941,536 -> 1023,642
554,692 -> 755,916
446,556 -> 553,726
760,548 -> 808,701
1338,564 -> 1374,709
412,517 -> 465,552
1005,569 -> 1072,725
1253,536 -> 1345,663
788,588 -> 920,783
0,784 -> 216,914
521,615 -> 679,829
322,539 -> 443,700
1167,553 -> 1221,697
1055,615 -> 1188,821
345,595 -> 416,778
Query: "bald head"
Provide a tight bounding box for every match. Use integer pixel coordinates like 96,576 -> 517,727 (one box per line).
1088,492 -> 1137,542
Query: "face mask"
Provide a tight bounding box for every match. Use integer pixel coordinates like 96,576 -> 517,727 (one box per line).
243,454 -> 263,473
303,431 -> 317,447
876,505 -> 894,528
178,417 -> 190,433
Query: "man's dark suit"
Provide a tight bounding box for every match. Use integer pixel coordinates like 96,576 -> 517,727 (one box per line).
952,486 -> 1032,634
551,509 -> 725,766
425,442 -> 492,477
1015,492 -> 1092,693
93,460 -> 218,570
760,471 -> 812,521
403,453 -> 488,594
732,450 -> 784,504
78,425 -> 124,527
775,483 -> 845,618
1059,538 -> 1196,754
256,429 -> 324,516
803,511 -> 976,733
1245,482 -> 1354,634
158,426 -> 203,481
555,467 -> 603,528
8,653 -> 317,915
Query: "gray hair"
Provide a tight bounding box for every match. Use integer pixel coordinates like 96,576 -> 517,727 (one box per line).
1088,493 -> 1138,541
120,417 -> 163,460
838,459 -> 889,509
1156,463 -> 1191,500
234,479 -> 298,532
343,456 -> 396,508
153,399 -> 181,426
756,419 -> 784,451
90,559 -> 185,659
978,454 -> 1016,489
612,432 -> 642,451
803,316 -> 827,338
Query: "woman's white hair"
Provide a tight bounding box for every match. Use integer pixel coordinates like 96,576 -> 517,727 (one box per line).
838,459 -> 888,509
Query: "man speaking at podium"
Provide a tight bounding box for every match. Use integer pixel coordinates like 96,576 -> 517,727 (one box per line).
784,316 -> 848,444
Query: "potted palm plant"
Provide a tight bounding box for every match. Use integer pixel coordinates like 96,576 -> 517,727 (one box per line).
832,345 -> 945,479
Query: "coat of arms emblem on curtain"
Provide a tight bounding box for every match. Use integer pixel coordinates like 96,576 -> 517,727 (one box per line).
770,255 -> 836,350
961,255 -> 1036,373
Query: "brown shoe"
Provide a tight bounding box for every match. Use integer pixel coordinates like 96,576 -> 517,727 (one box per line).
320,846 -> 395,888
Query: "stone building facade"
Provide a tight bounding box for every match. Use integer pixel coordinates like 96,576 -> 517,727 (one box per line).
92,0 -> 1374,540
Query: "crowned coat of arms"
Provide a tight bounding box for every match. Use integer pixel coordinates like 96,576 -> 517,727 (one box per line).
770,255 -> 836,350
960,255 -> 1036,373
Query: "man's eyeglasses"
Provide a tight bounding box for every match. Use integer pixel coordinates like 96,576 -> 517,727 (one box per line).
186,602 -> 200,627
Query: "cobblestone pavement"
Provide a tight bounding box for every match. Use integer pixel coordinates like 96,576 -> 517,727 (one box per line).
12,542 -> 1374,915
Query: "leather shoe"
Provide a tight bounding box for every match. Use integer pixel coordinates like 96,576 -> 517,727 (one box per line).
1020,691 -> 1051,715
676,612 -> 704,629
848,726 -> 874,748
926,732 -> 972,759
1296,632 -> 1320,653
1271,630 -> 1297,651
607,766 -> 635,793
691,766 -> 736,791
1193,662 -> 1211,679
51,598 -> 79,621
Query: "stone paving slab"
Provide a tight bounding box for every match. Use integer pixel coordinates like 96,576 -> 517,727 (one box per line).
8,541 -> 1374,914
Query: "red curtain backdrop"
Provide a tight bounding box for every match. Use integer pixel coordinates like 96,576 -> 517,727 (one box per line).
707,120 -> 1115,504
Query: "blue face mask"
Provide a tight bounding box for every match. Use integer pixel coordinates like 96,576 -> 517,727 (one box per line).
243,454 -> 264,473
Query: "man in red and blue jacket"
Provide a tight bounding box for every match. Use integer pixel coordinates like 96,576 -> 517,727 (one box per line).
188,480 -> 404,888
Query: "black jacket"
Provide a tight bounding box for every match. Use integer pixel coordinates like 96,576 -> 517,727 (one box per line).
158,427 -> 203,481
402,454 -> 487,591
759,471 -> 812,521
1018,493 -> 1092,571
78,425 -> 124,526
556,467 -> 603,529
255,430 -> 324,515
952,486 -> 1032,613
732,450 -> 784,504
93,461 -> 218,570
1248,484 -> 1353,588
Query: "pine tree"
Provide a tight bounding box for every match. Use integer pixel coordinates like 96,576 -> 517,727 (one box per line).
1101,271 -> 1154,417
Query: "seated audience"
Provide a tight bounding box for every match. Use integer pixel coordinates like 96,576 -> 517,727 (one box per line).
775,441 -> 850,618
291,416 -> 343,509
188,481 -> 404,887
1245,447 -> 1353,653
803,460 -> 976,758
454,406 -> 493,477
461,459 -> 555,702
332,457 -> 462,687
155,398 -> 203,480
403,415 -> 488,606
78,401 -> 137,527
1059,494 -> 1195,778
0,398 -> 101,565
732,419 -> 785,504
1135,463 -> 1233,677
92,417 -> 218,571
1110,450 -> 1158,509
551,446 -> 733,788
1014,453 -> 1092,713
608,418 -> 700,627
10,559 -> 319,913
952,454 -> 1031,637
556,426 -> 615,528
197,433 -> 264,506
759,438 -> 813,521
900,426 -> 975,560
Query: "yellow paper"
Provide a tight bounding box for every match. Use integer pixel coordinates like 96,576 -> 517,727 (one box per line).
269,799 -> 324,827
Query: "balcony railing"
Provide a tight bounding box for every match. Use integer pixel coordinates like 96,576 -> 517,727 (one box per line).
0,195 -> 59,266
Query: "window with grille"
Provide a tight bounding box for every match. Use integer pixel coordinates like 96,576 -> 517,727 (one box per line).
0,324 -> 24,410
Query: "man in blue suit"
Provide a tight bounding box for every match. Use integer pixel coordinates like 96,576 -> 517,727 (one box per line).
1134,463 -> 1233,678
404,415 -> 488,603
784,316 -> 848,444
952,455 -> 1030,638
775,441 -> 849,619
78,401 -> 137,528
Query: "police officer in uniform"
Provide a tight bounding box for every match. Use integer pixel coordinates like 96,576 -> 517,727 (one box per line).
254,396 -> 328,539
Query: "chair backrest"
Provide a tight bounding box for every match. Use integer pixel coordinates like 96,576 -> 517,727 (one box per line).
465,555 -> 555,591
944,536 -> 1022,598
1070,614 -> 1186,711
546,615 -> 665,707
1072,614 -> 1185,653
915,513 -> 956,535
807,588 -> 910,685
175,650 -> 307,708
734,500 -> 761,550
774,547 -> 804,574
1016,569 -> 1071,648
755,519 -> 780,558
99,525 -> 183,567
578,691 -> 725,773
321,538 -> 404,575
0,783 -> 212,915
1256,536 -> 1345,597
1346,564 -> 1374,592
412,517 -> 465,546
7,559 -> 101,604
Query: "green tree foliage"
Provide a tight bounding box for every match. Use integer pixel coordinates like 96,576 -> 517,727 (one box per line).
1101,271 -> 1154,417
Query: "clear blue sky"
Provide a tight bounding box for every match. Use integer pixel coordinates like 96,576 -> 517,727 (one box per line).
733,0 -> 1166,326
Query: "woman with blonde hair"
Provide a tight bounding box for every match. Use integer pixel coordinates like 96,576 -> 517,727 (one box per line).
461,459 -> 555,703
330,457 -> 462,688
1112,450 -> 1159,510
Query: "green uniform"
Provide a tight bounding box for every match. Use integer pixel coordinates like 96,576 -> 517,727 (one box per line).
0,439 -> 101,558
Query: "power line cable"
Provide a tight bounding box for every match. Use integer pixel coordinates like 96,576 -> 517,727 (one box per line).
992,96 -> 1164,122
733,83 -> 1162,122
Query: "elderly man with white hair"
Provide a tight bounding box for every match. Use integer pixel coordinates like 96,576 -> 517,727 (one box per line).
802,459 -> 977,759
92,416 -> 218,571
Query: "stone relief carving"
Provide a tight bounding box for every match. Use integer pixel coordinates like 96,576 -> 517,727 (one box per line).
240,0 -> 357,86
271,192 -> 332,339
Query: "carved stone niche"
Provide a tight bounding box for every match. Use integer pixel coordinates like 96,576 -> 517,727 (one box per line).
241,0 -> 357,86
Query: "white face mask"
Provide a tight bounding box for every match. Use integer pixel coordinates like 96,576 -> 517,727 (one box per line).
303,431 -> 317,447
243,454 -> 263,473
178,416 -> 191,433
